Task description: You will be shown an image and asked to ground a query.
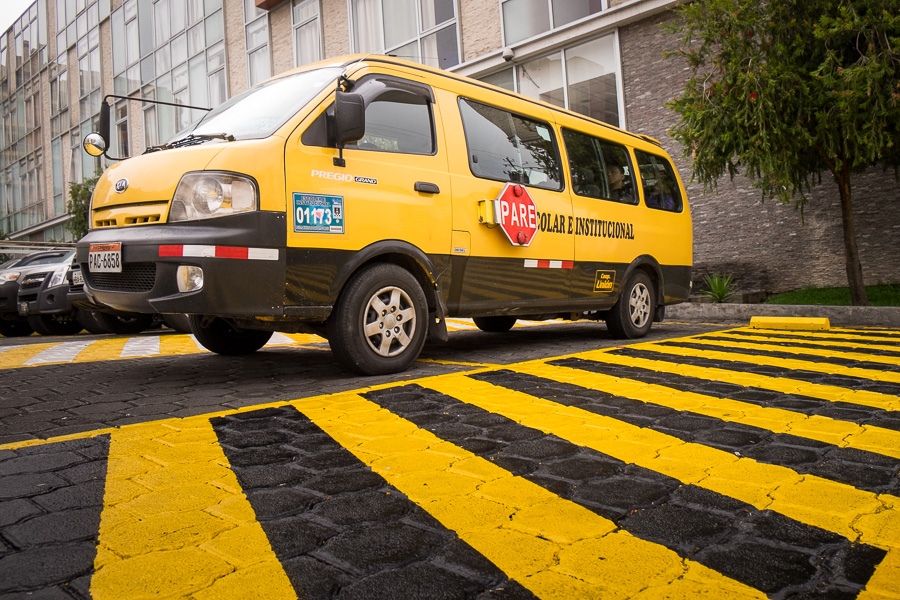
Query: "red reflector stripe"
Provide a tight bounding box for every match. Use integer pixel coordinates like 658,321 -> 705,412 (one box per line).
215,246 -> 249,259
561,261 -> 574,269
159,245 -> 184,257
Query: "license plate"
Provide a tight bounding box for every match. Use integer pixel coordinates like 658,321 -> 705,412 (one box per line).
72,270 -> 84,286
18,302 -> 28,314
88,242 -> 122,273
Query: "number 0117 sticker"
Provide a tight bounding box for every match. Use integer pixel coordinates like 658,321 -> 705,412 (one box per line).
293,193 -> 344,234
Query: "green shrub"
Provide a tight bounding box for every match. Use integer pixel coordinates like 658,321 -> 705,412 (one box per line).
698,273 -> 736,303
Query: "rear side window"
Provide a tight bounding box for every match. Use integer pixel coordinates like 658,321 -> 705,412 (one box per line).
562,128 -> 636,204
458,98 -> 562,191
634,150 -> 683,212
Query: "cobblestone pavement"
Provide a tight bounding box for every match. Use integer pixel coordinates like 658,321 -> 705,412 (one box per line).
1,320 -> 899,599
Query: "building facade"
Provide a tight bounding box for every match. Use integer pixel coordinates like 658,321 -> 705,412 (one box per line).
1,0 -> 898,292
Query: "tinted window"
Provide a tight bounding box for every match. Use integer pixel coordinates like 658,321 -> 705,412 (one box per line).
459,98 -> 562,190
634,150 -> 683,212
562,128 -> 636,204
346,90 -> 434,155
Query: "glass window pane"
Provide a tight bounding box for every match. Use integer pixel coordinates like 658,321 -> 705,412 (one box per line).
111,8 -> 125,73
187,0 -> 203,24
204,0 -> 222,14
390,40 -> 418,63
292,0 -> 317,24
552,0 -> 602,28
562,128 -> 634,203
634,151 -> 682,211
126,63 -> 140,91
565,34 -> 619,126
294,20 -> 320,67
208,69 -> 225,107
171,32 -> 187,65
154,0 -> 170,47
353,0 -> 382,53
517,52 -> 564,107
421,24 -> 457,69
171,0 -> 186,33
383,0 -> 416,48
144,105 -> 158,147
174,89 -> 191,130
155,44 -> 171,74
205,10 -> 224,45
350,90 -> 433,154
481,69 -> 514,91
188,53 -> 208,108
56,0 -> 66,30
125,18 -> 138,65
172,61 -> 188,90
243,0 -> 264,22
88,2 -> 99,28
141,55 -> 155,84
248,46 -> 270,86
207,40 -> 225,71
188,22 -> 205,55
246,17 -> 267,51
90,47 -> 100,89
420,0 -> 454,30
139,0 -> 153,57
502,0 -> 549,45
123,0 -> 136,21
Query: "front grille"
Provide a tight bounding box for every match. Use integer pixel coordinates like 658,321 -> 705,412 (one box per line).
19,293 -> 38,303
69,284 -> 84,293
20,273 -> 49,290
83,263 -> 157,292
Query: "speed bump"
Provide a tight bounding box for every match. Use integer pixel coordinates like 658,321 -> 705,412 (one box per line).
750,316 -> 830,331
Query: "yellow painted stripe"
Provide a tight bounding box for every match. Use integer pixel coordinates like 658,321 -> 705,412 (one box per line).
0,342 -> 57,369
420,372 -> 897,547
279,332 -> 326,344
516,361 -> 900,459
73,338 -> 130,363
704,332 -> 900,354
291,393 -> 766,599
159,334 -> 205,356
91,418 -> 295,600
738,327 -> 900,344
857,549 -> 900,600
632,341 -> 900,384
750,316 -> 830,330
685,337 -> 900,366
573,349 -> 900,412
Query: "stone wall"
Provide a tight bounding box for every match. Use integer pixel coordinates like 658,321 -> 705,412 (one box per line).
619,12 -> 900,293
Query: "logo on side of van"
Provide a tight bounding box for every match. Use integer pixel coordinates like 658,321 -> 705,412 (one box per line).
594,270 -> 616,292
310,170 -> 377,185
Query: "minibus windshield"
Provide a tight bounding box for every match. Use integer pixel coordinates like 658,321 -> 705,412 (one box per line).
169,67 -> 342,143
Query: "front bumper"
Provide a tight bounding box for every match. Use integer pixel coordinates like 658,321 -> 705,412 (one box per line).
18,282 -> 74,317
0,282 -> 19,315
76,212 -> 288,317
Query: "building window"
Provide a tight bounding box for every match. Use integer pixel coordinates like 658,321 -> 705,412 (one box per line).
479,33 -> 622,127
245,0 -> 270,86
351,0 -> 459,69
292,0 -> 320,67
501,0 -> 603,46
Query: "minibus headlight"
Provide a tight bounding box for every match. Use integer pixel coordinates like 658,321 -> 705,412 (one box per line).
169,172 -> 258,222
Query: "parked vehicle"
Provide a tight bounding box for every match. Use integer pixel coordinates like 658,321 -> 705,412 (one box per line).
0,250 -> 75,337
77,55 -> 692,374
66,262 -> 156,334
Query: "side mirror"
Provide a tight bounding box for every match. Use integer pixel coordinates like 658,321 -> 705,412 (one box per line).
334,91 -> 365,147
83,133 -> 107,157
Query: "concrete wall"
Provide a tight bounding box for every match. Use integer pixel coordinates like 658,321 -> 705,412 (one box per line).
619,11 -> 900,293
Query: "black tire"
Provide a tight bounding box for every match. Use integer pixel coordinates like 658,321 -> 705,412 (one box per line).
189,315 -> 273,355
606,270 -> 655,339
473,316 -> 517,333
327,263 -> 428,375
92,311 -> 155,335
27,313 -> 84,336
162,314 -> 193,333
78,310 -> 115,334
0,318 -> 34,337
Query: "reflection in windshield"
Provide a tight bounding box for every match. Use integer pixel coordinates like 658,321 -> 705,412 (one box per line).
169,67 -> 342,143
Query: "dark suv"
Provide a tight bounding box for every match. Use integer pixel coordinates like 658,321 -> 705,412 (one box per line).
0,250 -> 76,337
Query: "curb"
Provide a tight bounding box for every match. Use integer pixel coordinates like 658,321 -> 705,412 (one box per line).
666,303 -> 900,328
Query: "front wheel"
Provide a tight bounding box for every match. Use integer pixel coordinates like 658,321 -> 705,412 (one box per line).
473,316 -> 517,333
0,318 -> 34,337
606,270 -> 655,339
27,313 -> 84,336
189,315 -> 273,355
327,264 -> 428,375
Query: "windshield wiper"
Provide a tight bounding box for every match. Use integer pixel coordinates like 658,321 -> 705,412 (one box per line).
144,132 -> 235,153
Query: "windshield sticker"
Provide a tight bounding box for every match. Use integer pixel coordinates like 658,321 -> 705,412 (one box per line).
293,193 -> 344,234
310,170 -> 377,185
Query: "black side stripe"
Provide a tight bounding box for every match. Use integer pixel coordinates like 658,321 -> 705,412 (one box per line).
551,357 -> 900,433
0,435 -> 110,598
210,406 -> 537,600
609,347 -> 900,397
363,385 -> 885,598
468,370 -> 900,496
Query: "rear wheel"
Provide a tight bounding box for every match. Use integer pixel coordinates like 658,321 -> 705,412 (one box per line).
162,314 -> 193,333
606,270 -> 654,339
327,263 -> 428,375
27,313 -> 84,336
78,310 -> 114,334
473,316 -> 517,333
0,318 -> 34,337
189,315 -> 273,355
92,311 -> 155,335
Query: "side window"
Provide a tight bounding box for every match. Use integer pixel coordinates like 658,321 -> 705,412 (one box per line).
458,98 -> 562,191
634,150 -> 683,212
346,89 -> 435,155
562,128 -> 636,204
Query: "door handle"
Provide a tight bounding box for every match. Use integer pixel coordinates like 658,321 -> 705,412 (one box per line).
414,181 -> 440,194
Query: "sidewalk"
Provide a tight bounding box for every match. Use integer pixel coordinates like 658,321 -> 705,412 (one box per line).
667,303 -> 900,328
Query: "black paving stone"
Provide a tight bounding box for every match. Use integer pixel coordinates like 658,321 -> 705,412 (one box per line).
362,384 -> 886,598
211,406 -> 535,600
472,369 -> 900,495
696,334 -> 900,356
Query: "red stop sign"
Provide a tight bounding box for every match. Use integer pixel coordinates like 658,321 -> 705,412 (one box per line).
494,183 -> 538,247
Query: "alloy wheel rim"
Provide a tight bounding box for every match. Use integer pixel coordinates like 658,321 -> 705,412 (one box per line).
363,285 -> 417,357
629,282 -> 651,328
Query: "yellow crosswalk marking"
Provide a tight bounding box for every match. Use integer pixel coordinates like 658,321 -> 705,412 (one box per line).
419,372 -> 899,546
632,341 -> 900,384
686,337 -> 900,366
574,349 -> 900,412
73,338 -> 129,363
291,393 -> 766,600
91,419 -> 295,600
705,331 -> 900,353
158,334 -> 205,356
515,361 -> 900,459
0,342 -> 58,368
